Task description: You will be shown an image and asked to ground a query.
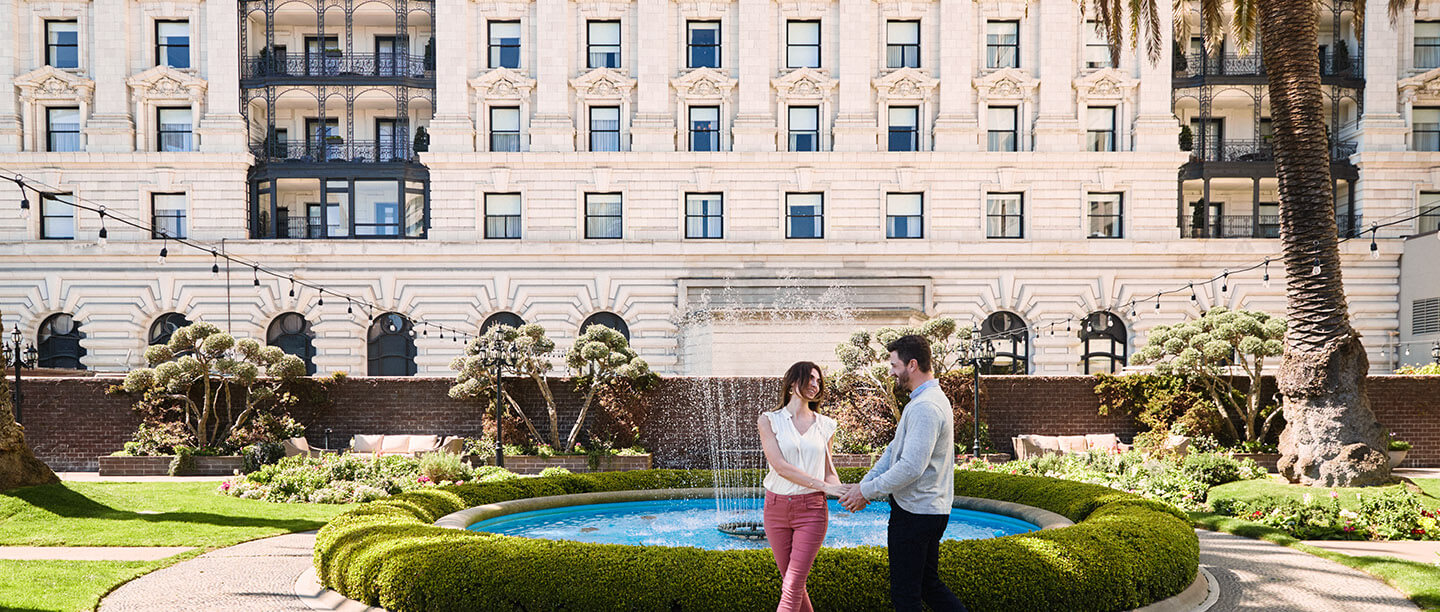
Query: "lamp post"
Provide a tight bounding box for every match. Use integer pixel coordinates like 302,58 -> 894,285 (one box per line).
3,324 -> 39,424
477,337 -> 525,468
958,326 -> 996,461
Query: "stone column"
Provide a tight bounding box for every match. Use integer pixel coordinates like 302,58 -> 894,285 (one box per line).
426,0 -> 476,152
198,0 -> 247,153
0,0 -> 21,151
933,0 -> 977,151
1131,0 -> 1180,152
1357,0 -> 1407,152
731,0 -> 775,151
85,0 -> 135,151
831,0 -> 876,150
529,0 -> 576,151
630,0 -> 675,151
1030,0 -> 1078,151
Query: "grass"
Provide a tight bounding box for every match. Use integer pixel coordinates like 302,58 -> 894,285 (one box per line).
0,481 -> 354,611
0,481 -> 353,546
1207,477 -> 1440,512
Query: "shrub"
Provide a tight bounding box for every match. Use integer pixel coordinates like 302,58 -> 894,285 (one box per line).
314,469 -> 1198,611
1211,488 -> 1440,541
538,466 -> 571,477
219,453 -> 515,504
973,449 -> 1265,511
1395,364 -> 1440,375
418,452 -> 472,483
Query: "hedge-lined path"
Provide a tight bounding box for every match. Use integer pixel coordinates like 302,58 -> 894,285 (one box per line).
0,546 -> 194,561
1198,529 -> 1418,611
94,528 -> 1422,612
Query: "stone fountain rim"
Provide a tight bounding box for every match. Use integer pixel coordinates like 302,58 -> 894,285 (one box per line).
433,487 -> 1074,532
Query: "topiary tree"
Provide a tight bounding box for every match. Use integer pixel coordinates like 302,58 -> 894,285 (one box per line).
1132,307 -> 1286,444
834,317 -> 969,420
449,324 -> 553,447
563,325 -> 653,449
120,322 -> 307,449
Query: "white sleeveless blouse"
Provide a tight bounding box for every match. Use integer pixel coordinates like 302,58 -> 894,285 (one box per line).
762,408 -> 838,495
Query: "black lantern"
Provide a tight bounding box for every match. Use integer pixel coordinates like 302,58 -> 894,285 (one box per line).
957,325 -> 996,461
477,337 -> 526,468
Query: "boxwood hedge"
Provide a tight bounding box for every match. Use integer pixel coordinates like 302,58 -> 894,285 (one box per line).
314,468 -> 1197,612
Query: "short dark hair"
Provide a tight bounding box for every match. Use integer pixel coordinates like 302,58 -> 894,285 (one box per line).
886,334 -> 932,373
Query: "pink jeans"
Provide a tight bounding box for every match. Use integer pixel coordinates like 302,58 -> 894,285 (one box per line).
763,490 -> 828,612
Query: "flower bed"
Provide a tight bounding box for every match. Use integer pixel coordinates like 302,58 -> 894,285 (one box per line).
314,469 -> 1198,611
218,453 -> 516,504
1210,486 -> 1440,541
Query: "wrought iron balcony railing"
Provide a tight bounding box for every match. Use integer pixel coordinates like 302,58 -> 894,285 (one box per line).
1186,214 -> 1281,239
1174,49 -> 1363,80
250,139 -> 417,163
242,53 -> 432,80
1186,138 -> 1357,163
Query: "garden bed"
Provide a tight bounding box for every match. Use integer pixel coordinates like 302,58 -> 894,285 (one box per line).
98,455 -> 244,477
463,453 -> 651,475
314,469 -> 1198,611
1229,452 -> 1281,473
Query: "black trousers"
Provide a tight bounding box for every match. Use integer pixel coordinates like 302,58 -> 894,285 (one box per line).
888,497 -> 969,612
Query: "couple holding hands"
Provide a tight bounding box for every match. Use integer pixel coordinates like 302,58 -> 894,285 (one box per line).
757,335 -> 969,612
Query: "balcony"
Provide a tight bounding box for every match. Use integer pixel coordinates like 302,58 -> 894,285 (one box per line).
1185,214 -> 1281,239
250,139 -> 417,165
1173,48 -> 1363,87
241,53 -> 433,86
1187,138 -> 1357,164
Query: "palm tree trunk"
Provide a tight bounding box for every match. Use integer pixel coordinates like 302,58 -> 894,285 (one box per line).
1261,0 -> 1389,486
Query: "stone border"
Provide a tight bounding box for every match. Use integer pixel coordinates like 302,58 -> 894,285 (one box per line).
434,487 -> 1074,531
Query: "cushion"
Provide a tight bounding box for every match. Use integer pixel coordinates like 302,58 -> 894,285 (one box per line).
381,435 -> 413,454
352,435 -> 385,453
1085,434 -> 1121,450
1058,435 -> 1089,453
439,436 -> 465,454
407,435 -> 440,453
288,437 -> 311,452
1033,435 -> 1062,453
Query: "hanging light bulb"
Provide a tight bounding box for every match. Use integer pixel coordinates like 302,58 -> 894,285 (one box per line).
157,239 -> 168,265
317,290 -> 324,307
14,179 -> 30,219
1312,258 -> 1322,276
1154,298 -> 1161,312
252,266 -> 260,287
96,208 -> 108,247
1129,301 -> 1137,318
288,278 -> 295,297
347,300 -> 354,316
1221,271 -> 1229,294
1189,283 -> 1197,303
1370,237 -> 1380,259
211,251 -> 220,278
1263,260 -> 1271,288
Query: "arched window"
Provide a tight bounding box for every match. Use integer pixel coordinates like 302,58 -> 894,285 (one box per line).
1079,311 -> 1127,374
149,313 -> 193,346
367,312 -> 417,376
981,311 -> 1028,374
267,312 -> 316,375
580,311 -> 629,341
37,313 -> 86,370
481,311 -> 525,334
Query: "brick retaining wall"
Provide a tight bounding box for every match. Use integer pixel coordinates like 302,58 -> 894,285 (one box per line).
20,375 -> 1440,471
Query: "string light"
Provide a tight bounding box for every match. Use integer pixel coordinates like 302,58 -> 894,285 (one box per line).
1221,271 -> 1229,294
1312,258 -> 1322,276
1263,259 -> 1271,288
288,277 -> 295,298
317,290 -> 324,307
157,236 -> 168,265
96,208 -> 108,247
1369,226 -> 1380,259
1190,283 -> 1197,303
252,265 -> 260,287
11,178 -> 29,218
210,251 -> 220,278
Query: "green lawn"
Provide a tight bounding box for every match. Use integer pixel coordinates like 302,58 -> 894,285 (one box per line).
0,481 -> 354,611
1208,477 -> 1440,512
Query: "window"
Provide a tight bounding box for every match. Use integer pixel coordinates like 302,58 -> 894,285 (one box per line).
786,193 -> 823,239
981,312 -> 1028,374
888,106 -> 919,151
46,20 -> 79,68
46,107 -> 81,152
1080,311 -> 1127,374
149,313 -> 193,346
688,21 -> 721,68
987,106 -> 1017,152
1084,21 -> 1112,69
1086,106 -> 1116,152
305,36 -> 340,76
37,313 -> 86,370
353,180 -> 401,237
986,192 -> 1023,238
40,193 -> 74,240
689,106 -> 720,151
1418,22 -> 1440,70
1420,192 -> 1440,234
787,21 -> 821,68
886,21 -> 920,69
1415,108 -> 1440,151
481,312 -> 525,334
886,193 -> 923,239
585,192 -> 623,239
152,193 -> 187,239
490,107 -> 521,152
367,312 -> 417,376
267,313 -> 316,375
581,311 -> 630,340
986,21 -> 1018,69
587,21 -> 621,68
375,36 -> 403,77
485,193 -> 522,239
788,106 -> 820,151
1087,193 -> 1122,238
589,106 -> 620,151
156,20 -> 189,68
489,21 -> 521,69
685,193 -> 723,239
157,107 -> 193,152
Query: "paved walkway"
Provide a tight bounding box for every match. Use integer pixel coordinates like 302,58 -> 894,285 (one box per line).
99,532 -> 316,612
1304,539 -> 1440,566
0,546 -> 194,561
1198,529 -> 1418,611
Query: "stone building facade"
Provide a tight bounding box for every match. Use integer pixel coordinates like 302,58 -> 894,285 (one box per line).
0,0 -> 1435,377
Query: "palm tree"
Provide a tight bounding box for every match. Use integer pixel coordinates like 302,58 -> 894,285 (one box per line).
1087,0 -> 1406,486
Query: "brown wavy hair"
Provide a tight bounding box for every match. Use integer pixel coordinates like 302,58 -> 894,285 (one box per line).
778,361 -> 827,412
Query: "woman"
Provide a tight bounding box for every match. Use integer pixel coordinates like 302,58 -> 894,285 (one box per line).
757,361 -> 846,612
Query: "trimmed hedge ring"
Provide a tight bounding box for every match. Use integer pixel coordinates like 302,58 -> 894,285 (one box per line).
314,469 -> 1198,611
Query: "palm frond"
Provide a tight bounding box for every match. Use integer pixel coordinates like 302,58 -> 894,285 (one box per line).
1231,0 -> 1259,55
1173,0 -> 1191,52
1200,0 -> 1225,56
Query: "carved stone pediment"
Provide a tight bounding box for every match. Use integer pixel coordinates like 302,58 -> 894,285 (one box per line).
1072,68 -> 1138,102
575,0 -> 632,19
772,67 -> 837,101
126,65 -> 207,101
671,67 -> 736,102
972,67 -> 1038,102
873,67 -> 937,101
570,68 -> 636,101
1399,67 -> 1440,103
470,67 -> 536,101
13,66 -> 95,103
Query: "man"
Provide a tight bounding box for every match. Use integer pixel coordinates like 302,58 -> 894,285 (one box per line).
839,334 -> 968,612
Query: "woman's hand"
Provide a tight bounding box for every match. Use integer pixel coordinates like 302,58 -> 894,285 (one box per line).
823,483 -> 851,497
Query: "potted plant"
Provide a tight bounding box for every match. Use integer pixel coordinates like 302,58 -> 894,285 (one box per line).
1387,433 -> 1411,469
1331,39 -> 1351,76
1178,124 -> 1194,152
1172,44 -> 1188,73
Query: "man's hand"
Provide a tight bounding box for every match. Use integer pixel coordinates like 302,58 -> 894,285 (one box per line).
839,485 -> 868,512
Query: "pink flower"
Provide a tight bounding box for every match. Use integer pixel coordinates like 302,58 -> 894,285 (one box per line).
1329,490 -> 1339,499
220,481 -> 231,491
417,475 -> 431,483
